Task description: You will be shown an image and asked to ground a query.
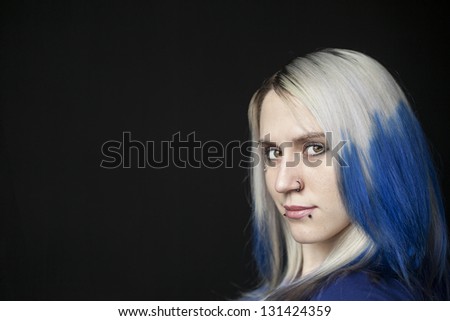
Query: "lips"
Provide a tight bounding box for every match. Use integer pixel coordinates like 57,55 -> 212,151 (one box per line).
283,205 -> 317,219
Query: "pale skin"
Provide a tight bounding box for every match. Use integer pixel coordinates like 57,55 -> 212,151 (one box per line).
259,90 -> 351,276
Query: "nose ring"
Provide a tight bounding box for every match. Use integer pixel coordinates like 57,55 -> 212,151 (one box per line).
296,180 -> 303,192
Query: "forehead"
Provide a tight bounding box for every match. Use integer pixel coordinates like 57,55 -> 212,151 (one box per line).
259,90 -> 322,141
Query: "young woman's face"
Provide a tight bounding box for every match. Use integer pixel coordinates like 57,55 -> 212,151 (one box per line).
259,90 -> 351,246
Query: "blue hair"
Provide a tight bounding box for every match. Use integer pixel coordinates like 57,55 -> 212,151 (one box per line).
252,219 -> 273,280
340,100 -> 448,298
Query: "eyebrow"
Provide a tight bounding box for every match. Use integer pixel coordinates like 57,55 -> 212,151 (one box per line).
258,132 -> 325,146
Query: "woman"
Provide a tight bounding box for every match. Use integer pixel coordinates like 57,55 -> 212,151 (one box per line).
245,49 -> 449,300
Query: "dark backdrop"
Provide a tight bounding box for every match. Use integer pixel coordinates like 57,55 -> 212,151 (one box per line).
1,0 -> 449,300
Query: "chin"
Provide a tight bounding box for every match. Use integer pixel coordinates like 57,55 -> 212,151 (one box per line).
288,228 -> 319,244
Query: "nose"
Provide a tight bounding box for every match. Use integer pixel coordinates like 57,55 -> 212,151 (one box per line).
274,152 -> 304,194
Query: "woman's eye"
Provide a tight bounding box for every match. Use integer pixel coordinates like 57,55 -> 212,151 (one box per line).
265,147 -> 281,160
305,143 -> 325,156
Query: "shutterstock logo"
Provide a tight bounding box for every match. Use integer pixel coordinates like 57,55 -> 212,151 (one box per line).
100,131 -> 257,169
99,131 -> 347,169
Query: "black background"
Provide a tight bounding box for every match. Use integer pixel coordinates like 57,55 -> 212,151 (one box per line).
1,0 -> 449,300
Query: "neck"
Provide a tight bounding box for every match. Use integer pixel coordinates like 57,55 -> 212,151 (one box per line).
300,242 -> 335,277
299,224 -> 353,277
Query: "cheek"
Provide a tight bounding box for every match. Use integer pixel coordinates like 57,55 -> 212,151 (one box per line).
307,166 -> 347,213
265,174 -> 275,198
319,176 -> 349,223
306,164 -> 339,194
264,172 -> 283,207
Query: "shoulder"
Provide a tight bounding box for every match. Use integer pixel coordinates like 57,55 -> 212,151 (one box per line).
311,271 -> 418,301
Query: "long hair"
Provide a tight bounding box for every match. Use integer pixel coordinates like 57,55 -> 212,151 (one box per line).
246,49 -> 449,300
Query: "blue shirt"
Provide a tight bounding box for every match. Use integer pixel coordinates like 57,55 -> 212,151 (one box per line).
311,271 -> 418,300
